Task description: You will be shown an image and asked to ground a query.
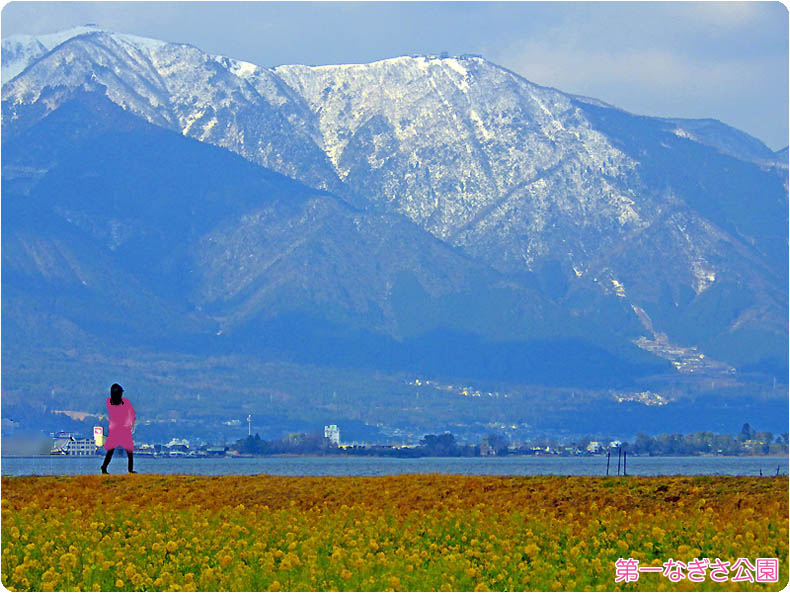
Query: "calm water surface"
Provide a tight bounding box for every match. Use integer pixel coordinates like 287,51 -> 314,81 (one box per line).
2,455 -> 787,477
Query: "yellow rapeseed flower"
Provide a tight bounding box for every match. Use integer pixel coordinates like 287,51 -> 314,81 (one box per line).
0,474 -> 786,592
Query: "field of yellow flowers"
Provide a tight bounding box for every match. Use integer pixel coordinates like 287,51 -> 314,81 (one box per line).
1,474 -> 787,591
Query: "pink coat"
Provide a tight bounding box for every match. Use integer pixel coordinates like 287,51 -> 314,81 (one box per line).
104,397 -> 135,451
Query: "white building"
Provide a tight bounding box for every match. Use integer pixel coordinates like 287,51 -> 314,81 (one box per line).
586,441 -> 602,453
51,433 -> 98,455
324,424 -> 341,446
68,438 -> 99,455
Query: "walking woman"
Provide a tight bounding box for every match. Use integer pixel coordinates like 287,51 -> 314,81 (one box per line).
100,383 -> 136,474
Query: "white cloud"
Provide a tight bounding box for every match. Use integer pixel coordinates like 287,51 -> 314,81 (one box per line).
681,1 -> 770,31
499,39 -> 779,98
486,7 -> 788,149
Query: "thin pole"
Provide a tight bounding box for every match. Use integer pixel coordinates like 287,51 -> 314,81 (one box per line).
606,450 -> 611,476
623,449 -> 627,476
617,447 -> 622,476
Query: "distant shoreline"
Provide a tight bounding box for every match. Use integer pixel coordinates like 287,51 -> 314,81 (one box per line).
2,453 -> 788,459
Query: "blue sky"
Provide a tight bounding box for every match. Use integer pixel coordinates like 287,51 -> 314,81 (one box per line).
2,1 -> 788,150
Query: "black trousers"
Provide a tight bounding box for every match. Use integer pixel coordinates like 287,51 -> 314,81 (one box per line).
101,447 -> 133,472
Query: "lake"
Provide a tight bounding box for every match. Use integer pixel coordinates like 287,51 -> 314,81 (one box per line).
1,455 -> 786,477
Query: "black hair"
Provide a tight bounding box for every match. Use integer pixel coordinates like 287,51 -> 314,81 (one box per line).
110,383 -> 124,405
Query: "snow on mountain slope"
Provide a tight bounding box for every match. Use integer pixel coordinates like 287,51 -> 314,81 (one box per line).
275,55 -> 648,273
664,117 -> 786,168
2,35 -> 47,84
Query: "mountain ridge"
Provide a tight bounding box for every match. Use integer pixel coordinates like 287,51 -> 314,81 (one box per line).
3,27 -> 784,162
2,90 -> 669,393
2,28 -> 787,438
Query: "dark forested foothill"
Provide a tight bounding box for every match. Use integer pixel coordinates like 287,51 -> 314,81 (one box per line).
230,427 -> 788,458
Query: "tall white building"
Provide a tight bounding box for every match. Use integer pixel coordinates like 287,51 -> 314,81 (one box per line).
324,424 -> 341,446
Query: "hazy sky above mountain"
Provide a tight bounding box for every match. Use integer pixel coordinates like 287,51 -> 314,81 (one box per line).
2,1 -> 788,150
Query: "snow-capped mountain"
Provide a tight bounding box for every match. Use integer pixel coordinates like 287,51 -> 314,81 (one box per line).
3,26 -> 344,195
2,27 -> 787,377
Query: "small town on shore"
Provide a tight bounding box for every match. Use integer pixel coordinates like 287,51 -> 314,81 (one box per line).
46,422 -> 788,458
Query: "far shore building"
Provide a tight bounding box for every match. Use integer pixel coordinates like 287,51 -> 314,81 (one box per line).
50,432 -> 98,455
479,440 -> 496,456
204,446 -> 227,457
586,441 -> 602,454
324,424 -> 341,446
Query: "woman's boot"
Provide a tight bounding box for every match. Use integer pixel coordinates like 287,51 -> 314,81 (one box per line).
100,448 -> 113,474
127,449 -> 136,473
